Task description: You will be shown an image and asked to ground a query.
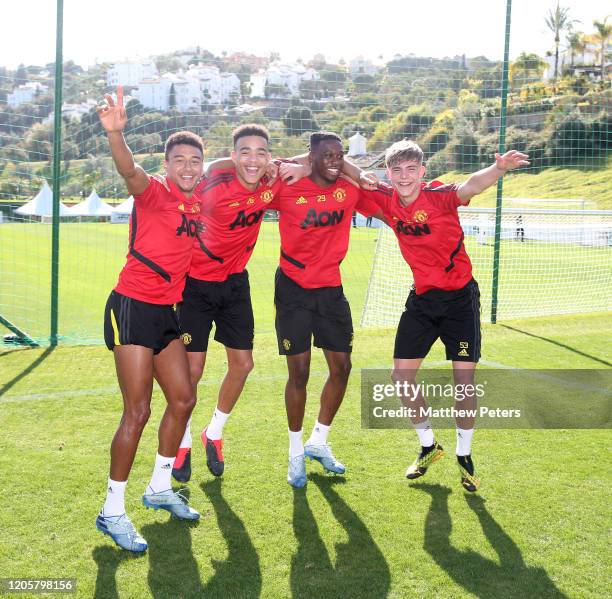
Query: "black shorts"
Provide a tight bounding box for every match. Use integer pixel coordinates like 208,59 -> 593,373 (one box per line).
274,268 -> 353,356
103,290 -> 180,354
177,272 -> 254,353
394,279 -> 481,362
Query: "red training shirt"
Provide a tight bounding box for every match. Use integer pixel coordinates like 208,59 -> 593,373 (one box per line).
276,177 -> 379,288
115,176 -> 202,304
189,170 -> 281,282
366,181 -> 473,294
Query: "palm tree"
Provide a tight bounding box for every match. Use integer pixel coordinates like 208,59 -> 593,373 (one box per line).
567,30 -> 586,67
592,17 -> 612,81
545,2 -> 576,80
510,52 -> 547,86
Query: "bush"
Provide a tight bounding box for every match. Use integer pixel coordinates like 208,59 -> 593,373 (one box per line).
283,106 -> 319,137
548,110 -> 594,165
425,148 -> 451,178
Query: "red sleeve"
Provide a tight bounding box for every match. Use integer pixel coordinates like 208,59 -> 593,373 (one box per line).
356,192 -> 382,217
358,183 -> 393,216
423,181 -> 462,212
134,177 -> 166,211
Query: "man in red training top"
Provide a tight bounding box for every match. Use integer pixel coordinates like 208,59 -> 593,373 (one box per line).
172,125 -> 282,481
356,140 -> 528,492
274,131 -> 382,488
96,87 -> 202,553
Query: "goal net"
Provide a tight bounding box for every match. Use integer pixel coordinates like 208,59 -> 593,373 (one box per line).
361,207 -> 612,326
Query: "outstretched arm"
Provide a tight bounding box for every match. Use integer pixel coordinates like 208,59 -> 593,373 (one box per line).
205,158 -> 233,176
97,86 -> 149,196
340,159 -> 380,190
457,150 -> 529,204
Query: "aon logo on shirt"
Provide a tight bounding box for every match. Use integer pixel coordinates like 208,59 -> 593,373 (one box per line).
299,208 -> 345,229
176,215 -> 204,237
396,220 -> 431,236
229,210 -> 264,230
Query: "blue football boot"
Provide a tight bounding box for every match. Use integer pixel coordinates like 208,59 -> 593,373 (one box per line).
142,488 -> 200,520
304,443 -> 346,474
96,512 -> 148,553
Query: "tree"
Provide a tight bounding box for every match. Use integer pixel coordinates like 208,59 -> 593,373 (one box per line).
592,17 -> 612,83
14,63 -> 27,85
168,83 -> 177,109
544,3 -> 576,81
510,52 -> 547,86
264,82 -> 289,99
283,105 -> 319,136
566,29 -> 586,68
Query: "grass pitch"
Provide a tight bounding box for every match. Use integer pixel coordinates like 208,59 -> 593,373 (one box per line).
0,312 -> 610,598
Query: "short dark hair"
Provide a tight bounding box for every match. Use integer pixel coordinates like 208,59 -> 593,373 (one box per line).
309,131 -> 343,151
164,131 -> 204,159
233,124 -> 270,147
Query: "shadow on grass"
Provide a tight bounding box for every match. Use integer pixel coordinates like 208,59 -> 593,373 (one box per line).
415,483 -> 567,598
0,346 -> 55,397
499,324 -> 611,367
200,479 -> 262,598
141,487 -> 202,598
92,483 -> 261,598
92,544 -> 145,599
290,473 -> 390,599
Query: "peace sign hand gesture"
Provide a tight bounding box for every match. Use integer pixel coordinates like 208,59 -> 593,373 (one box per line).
98,86 -> 127,132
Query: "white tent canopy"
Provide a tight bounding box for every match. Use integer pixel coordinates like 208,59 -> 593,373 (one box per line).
112,196 -> 134,214
69,188 -> 113,216
348,131 -> 367,157
110,196 -> 134,223
14,181 -> 71,216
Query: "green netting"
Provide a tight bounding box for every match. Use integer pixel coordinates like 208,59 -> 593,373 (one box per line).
0,3 -> 610,348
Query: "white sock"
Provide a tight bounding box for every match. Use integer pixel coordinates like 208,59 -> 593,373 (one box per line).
103,478 -> 127,517
288,428 -> 304,458
206,408 -> 230,441
146,453 -> 174,494
456,428 -> 474,456
415,419 -> 435,447
307,421 -> 330,446
179,417 -> 192,449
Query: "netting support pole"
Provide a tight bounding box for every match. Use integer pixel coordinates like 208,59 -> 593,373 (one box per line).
50,0 -> 64,346
490,0 -> 512,324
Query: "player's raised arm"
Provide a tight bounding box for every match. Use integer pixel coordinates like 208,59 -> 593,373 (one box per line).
98,86 -> 150,196
205,157 -> 233,176
276,152 -> 310,184
457,150 -> 530,204
340,159 -> 380,190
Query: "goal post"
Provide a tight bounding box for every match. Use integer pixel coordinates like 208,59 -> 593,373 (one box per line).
361,207 -> 612,327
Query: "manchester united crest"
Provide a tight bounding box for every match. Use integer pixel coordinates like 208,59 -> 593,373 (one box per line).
413,210 -> 428,223
261,190 -> 274,203
333,188 -> 347,202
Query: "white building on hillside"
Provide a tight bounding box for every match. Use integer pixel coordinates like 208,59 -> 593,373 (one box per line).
349,56 -> 381,77
543,39 -> 612,80
44,99 -> 99,124
187,65 -> 240,104
7,82 -> 49,107
106,61 -> 158,87
135,73 -> 201,112
135,67 -> 241,112
249,63 -> 319,98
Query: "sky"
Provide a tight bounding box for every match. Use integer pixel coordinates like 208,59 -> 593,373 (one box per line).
1,0 -> 609,69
